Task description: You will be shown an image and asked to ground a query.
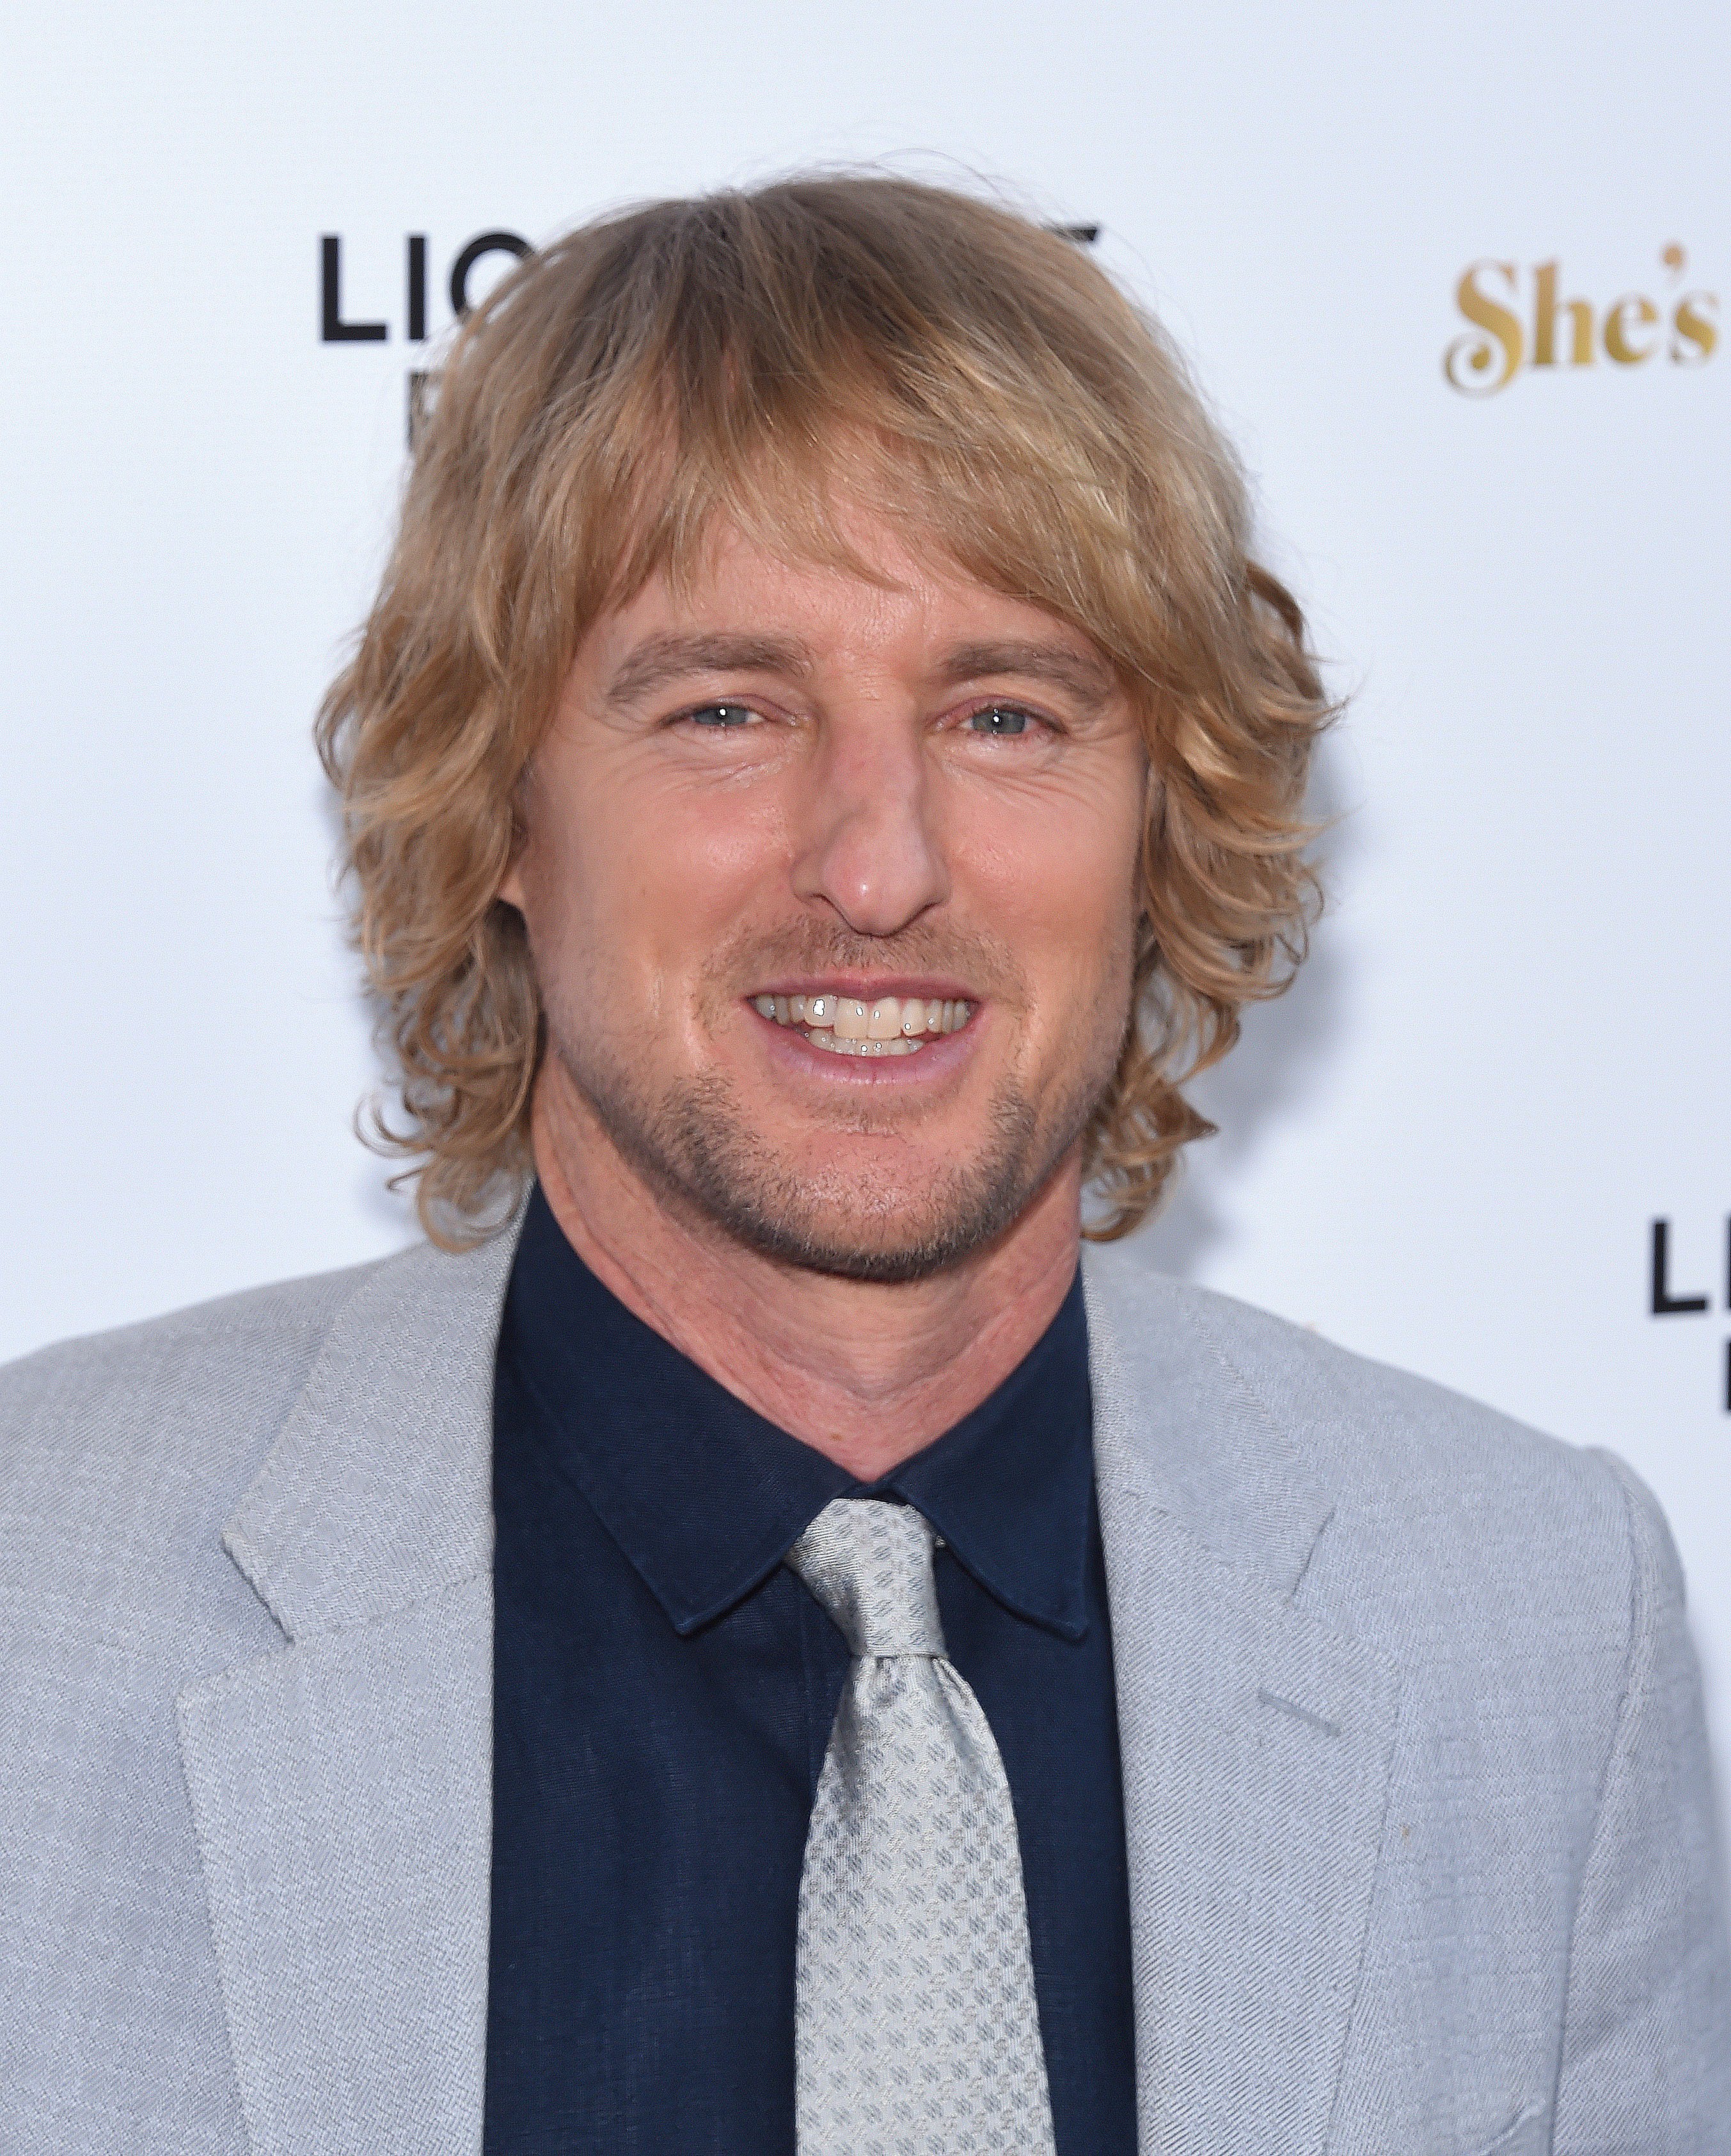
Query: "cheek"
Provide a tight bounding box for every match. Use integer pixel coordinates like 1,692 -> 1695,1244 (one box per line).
525,761 -> 785,1006
622,783 -> 784,958
956,781 -> 1143,1003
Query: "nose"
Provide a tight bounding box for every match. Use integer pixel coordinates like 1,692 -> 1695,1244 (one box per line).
789,708 -> 949,937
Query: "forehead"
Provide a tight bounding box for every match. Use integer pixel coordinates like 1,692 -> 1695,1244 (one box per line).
580,504 -> 1118,693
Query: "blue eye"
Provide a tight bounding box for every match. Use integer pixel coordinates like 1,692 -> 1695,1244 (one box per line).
968,706 -> 1031,736
689,704 -> 757,728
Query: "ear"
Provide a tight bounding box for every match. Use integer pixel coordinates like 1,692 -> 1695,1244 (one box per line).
495,774 -> 532,912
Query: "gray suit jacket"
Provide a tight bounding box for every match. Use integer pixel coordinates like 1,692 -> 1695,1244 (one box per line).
1,1225 -> 1726,2155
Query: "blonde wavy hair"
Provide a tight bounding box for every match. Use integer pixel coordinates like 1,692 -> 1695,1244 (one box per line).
317,174 -> 1333,1248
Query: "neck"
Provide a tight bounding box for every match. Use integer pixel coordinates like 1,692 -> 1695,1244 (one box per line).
530,1078 -> 1082,1482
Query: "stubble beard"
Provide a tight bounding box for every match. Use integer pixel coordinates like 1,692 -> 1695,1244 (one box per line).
544,992 -> 1127,1287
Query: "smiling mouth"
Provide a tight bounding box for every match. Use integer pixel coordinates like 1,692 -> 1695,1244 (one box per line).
750,992 -> 975,1058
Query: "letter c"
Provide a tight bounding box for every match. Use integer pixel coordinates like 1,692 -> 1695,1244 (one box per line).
449,230 -> 533,320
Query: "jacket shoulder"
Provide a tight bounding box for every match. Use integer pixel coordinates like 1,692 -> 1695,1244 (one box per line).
1081,1237 -> 1641,1640
3,1255 -> 391,1427
0,1248 -> 437,1563
1086,1235 -> 1613,1498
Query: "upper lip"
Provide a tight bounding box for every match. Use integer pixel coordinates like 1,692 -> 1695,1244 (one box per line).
746,976 -> 979,1003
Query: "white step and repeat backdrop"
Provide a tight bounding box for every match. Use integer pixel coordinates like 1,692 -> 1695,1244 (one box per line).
4,3 -> 1728,1786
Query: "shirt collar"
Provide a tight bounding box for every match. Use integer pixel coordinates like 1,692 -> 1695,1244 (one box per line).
878,1274 -> 1092,1641
501,1183 -> 1093,1642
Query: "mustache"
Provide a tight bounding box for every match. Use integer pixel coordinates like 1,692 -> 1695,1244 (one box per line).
706,917 -> 1029,1003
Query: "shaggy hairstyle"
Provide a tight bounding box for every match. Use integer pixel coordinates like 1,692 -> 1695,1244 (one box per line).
317,174 -> 1333,1248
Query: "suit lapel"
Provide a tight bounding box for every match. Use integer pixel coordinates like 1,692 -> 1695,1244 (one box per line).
1084,1255 -> 1402,2156
177,1225 -> 519,2156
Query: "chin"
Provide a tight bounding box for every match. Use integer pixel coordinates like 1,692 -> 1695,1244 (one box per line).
711,1207 -> 1015,1286
676,1138 -> 1053,1285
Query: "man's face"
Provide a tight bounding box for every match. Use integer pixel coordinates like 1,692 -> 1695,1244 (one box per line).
502,502 -> 1148,1281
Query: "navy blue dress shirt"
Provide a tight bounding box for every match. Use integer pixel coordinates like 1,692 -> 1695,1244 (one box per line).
484,1184 -> 1136,2155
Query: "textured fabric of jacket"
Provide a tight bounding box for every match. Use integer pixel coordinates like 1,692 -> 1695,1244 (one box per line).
1,1225 -> 1726,2155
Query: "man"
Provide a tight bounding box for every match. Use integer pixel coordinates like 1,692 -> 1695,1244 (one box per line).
1,176 -> 1725,2156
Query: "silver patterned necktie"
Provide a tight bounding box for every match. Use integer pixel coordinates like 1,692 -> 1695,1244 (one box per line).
786,1496 -> 1058,2155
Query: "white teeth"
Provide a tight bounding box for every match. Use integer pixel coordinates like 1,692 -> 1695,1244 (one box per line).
750,990 -> 974,1045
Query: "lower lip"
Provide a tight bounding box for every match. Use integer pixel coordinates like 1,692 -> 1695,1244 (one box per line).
745,1003 -> 983,1084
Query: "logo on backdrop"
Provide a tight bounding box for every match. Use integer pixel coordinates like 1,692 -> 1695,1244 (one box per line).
1445,246 -> 1718,395
320,226 -> 1103,445
1648,1217 -> 1731,1412
320,231 -> 534,442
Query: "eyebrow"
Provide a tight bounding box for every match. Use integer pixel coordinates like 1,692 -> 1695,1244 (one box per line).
935,640 -> 1116,710
605,632 -> 813,708
601,630 -> 1117,712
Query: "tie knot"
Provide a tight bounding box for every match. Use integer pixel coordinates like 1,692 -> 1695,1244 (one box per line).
786,1498 -> 947,1658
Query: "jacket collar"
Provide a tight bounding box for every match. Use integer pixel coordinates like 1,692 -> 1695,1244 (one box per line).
1080,1244 -> 1399,2156
220,1220 -> 522,1642
1080,1241 -> 1336,1595
179,1218 -> 526,2156
226,1215 -> 1336,1645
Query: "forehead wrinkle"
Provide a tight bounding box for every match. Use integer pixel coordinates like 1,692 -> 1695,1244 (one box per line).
937,639 -> 1116,711
604,630 -> 815,708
